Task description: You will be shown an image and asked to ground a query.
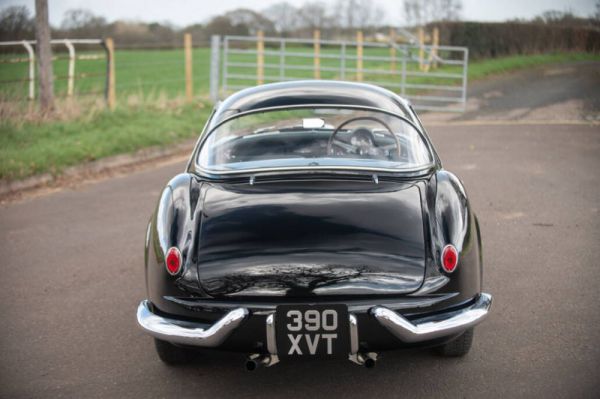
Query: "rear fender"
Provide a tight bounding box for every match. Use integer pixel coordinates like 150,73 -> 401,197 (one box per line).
423,170 -> 482,298
145,173 -> 206,312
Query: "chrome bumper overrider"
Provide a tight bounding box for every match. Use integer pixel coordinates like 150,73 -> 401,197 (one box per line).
371,293 -> 493,343
137,293 -> 492,353
136,300 -> 249,347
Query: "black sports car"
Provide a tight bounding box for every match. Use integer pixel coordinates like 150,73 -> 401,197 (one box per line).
137,80 -> 492,369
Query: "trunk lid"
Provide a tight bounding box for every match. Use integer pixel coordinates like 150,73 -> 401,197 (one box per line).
196,179 -> 426,297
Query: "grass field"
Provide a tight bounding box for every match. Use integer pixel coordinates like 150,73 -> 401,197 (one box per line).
1,45 -> 460,101
0,47 -> 213,100
0,101 -> 211,180
1,45 -> 598,101
0,49 -> 598,181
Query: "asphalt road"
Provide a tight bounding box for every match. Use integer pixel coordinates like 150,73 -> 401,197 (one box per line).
1,63 -> 599,398
458,60 -> 600,120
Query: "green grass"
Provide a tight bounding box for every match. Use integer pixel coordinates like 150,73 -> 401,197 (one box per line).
0,50 -> 598,182
0,48 -> 213,100
0,102 -> 211,180
467,52 -> 600,80
1,47 -> 597,101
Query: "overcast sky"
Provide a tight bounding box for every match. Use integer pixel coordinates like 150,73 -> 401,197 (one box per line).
1,0 -> 597,26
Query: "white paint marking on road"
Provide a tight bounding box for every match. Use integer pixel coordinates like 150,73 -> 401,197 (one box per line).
499,211 -> 525,220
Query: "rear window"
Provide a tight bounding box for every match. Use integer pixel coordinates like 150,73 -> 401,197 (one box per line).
197,107 -> 433,173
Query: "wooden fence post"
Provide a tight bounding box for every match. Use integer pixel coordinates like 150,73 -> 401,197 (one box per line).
184,33 -> 193,102
313,29 -> 320,79
432,27 -> 439,69
389,28 -> 396,73
105,37 -> 116,110
356,30 -> 363,82
418,27 -> 424,72
257,30 -> 264,85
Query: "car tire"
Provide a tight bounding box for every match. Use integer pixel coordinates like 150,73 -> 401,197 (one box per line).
435,328 -> 474,357
154,338 -> 193,365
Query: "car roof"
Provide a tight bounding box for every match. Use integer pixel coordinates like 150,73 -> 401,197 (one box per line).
211,80 -> 414,126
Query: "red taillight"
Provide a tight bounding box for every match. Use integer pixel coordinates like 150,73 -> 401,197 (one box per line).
441,244 -> 459,273
165,247 -> 182,275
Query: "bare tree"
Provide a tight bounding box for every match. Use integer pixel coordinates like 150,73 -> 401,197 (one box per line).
223,8 -> 275,34
535,10 -> 578,24
58,9 -> 109,39
297,2 -> 331,30
335,0 -> 356,29
35,0 -> 54,112
403,0 -> 423,26
438,0 -> 462,21
205,15 -> 249,36
403,0 -> 462,26
0,6 -> 34,40
333,0 -> 385,29
61,9 -> 105,30
263,2 -> 298,34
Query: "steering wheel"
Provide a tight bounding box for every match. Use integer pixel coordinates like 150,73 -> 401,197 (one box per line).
327,116 -> 401,158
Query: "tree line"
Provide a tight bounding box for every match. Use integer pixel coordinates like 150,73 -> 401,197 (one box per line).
3,0 -> 599,46
1,1 -> 599,50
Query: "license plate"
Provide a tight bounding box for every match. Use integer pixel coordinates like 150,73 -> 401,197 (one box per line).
275,304 -> 350,358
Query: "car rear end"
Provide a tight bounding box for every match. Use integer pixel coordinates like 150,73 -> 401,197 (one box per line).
136,82 -> 492,367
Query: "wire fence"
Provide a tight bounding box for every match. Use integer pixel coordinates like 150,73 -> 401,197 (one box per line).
0,29 -> 468,112
0,39 -> 106,102
111,39 -> 211,100
0,37 -> 212,106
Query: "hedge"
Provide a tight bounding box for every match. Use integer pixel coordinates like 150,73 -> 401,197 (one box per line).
431,21 -> 600,59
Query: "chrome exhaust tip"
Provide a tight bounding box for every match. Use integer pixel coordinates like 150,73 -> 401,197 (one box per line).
245,358 -> 259,371
364,355 -> 376,369
245,354 -> 279,371
349,352 -> 378,368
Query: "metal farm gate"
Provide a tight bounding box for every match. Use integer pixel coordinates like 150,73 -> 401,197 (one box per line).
209,34 -> 469,112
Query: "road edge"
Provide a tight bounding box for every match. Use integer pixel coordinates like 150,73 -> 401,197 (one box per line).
0,138 -> 196,203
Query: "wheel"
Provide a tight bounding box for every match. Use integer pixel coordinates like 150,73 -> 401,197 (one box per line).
435,328 -> 474,357
154,338 -> 193,365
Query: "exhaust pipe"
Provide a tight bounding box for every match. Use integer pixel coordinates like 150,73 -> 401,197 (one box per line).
363,353 -> 377,369
245,358 -> 260,371
245,354 -> 278,371
349,352 -> 378,368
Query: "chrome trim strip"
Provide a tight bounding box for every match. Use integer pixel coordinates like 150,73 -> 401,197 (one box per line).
185,107 -> 216,172
265,313 -> 278,355
371,293 -> 492,343
349,314 -> 359,355
136,300 -> 249,347
197,163 -> 435,177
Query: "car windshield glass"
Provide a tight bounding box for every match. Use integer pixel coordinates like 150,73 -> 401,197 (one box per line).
197,107 -> 433,173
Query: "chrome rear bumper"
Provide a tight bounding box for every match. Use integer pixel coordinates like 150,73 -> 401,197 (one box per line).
137,293 -> 492,350
136,300 -> 249,347
371,293 -> 492,343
